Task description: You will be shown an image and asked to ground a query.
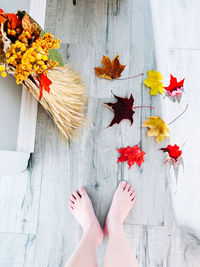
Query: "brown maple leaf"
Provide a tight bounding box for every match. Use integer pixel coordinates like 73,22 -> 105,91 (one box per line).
94,54 -> 126,80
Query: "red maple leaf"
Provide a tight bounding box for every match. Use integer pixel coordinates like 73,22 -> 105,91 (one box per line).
164,74 -> 185,97
104,93 -> 135,127
38,73 -> 52,100
117,145 -> 146,169
160,144 -> 182,162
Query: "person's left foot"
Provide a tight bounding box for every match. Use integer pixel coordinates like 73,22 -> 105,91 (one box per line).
68,187 -> 103,244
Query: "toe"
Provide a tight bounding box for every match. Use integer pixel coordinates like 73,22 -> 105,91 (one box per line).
131,195 -> 136,203
70,194 -> 76,202
68,200 -> 74,210
73,191 -> 81,200
125,183 -> 131,192
130,191 -> 136,198
129,187 -> 134,195
79,187 -> 86,197
68,205 -> 74,210
118,181 -> 126,190
69,200 -> 75,206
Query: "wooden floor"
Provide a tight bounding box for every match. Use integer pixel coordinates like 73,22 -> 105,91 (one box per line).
1,0 -> 200,266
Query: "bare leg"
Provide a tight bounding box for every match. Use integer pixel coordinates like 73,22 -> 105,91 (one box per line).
65,188 -> 103,267
103,181 -> 139,267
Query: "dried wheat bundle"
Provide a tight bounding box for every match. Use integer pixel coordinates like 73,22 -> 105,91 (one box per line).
24,66 -> 86,139
0,9 -> 86,140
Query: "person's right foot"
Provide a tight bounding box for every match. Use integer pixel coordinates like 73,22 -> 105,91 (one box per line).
104,181 -> 136,236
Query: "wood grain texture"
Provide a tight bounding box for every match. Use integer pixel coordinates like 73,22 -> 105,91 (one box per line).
1,0 -> 200,266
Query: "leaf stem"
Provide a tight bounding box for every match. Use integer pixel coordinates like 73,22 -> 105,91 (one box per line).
133,106 -> 155,110
167,104 -> 188,125
117,73 -> 144,80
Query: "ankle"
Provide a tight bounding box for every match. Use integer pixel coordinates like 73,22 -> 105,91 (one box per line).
82,222 -> 103,244
106,219 -> 124,236
83,220 -> 100,233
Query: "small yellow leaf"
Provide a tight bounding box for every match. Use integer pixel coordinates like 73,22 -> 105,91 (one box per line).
144,70 -> 164,95
142,116 -> 170,143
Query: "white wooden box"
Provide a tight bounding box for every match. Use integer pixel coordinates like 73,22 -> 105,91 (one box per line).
0,0 -> 46,176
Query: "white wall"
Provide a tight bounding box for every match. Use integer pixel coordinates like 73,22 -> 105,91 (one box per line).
1,0 -> 30,13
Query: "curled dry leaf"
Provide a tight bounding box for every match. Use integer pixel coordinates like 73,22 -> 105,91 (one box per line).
94,54 -> 126,80
104,93 -> 135,127
160,144 -> 182,162
144,70 -> 164,95
164,74 -> 185,97
117,145 -> 146,169
22,13 -> 41,36
142,116 -> 170,143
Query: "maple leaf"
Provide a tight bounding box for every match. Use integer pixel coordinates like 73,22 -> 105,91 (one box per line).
94,54 -> 126,80
117,145 -> 146,169
164,74 -> 185,97
160,144 -> 182,162
144,70 -> 164,95
0,9 -> 22,31
142,116 -> 170,143
104,93 -> 135,127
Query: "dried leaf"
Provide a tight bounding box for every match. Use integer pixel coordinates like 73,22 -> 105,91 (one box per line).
22,14 -> 40,35
164,74 -> 185,97
0,9 -> 22,31
160,144 -> 182,162
38,73 -> 52,100
144,70 -> 164,95
142,116 -> 170,143
117,145 -> 145,169
104,93 -> 135,127
94,54 -> 126,80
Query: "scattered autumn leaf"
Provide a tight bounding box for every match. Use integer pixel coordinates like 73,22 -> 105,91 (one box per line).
160,144 -> 182,162
94,54 -> 126,80
144,70 -> 164,95
104,93 -> 135,127
164,74 -> 185,97
142,116 -> 170,143
117,145 -> 146,169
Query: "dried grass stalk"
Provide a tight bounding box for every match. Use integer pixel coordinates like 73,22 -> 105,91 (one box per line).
23,65 -> 86,139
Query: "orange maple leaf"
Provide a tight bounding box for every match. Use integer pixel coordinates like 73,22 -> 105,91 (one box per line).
94,54 -> 126,80
0,9 -> 22,31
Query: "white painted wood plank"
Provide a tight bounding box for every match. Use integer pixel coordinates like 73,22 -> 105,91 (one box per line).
0,233 -> 35,267
0,153 -> 43,234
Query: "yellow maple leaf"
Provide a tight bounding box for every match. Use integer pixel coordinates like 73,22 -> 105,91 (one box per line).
144,70 -> 164,95
142,116 -> 170,143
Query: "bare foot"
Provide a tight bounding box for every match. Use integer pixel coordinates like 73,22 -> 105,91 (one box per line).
104,181 -> 136,236
68,187 -> 103,244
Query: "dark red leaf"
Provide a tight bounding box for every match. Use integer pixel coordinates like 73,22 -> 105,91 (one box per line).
104,93 -> 135,127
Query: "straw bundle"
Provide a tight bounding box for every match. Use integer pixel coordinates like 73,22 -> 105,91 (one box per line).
24,66 -> 86,139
